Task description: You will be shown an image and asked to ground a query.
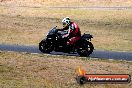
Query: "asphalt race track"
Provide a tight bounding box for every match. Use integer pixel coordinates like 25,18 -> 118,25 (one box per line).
0,44 -> 132,61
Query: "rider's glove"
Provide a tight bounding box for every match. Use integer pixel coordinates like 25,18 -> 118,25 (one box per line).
62,34 -> 69,38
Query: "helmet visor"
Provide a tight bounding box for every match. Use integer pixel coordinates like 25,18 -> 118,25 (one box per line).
62,22 -> 67,28
63,22 -> 66,25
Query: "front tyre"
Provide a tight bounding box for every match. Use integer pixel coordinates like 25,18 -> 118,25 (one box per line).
77,41 -> 94,56
39,40 -> 53,53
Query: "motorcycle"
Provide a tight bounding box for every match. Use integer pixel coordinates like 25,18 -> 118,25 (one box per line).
39,26 -> 94,56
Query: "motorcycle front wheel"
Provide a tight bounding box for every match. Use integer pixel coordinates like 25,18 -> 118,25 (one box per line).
39,40 -> 53,53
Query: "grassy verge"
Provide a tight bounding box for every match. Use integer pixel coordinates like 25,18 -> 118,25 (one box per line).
0,51 -> 131,88
0,0 -> 132,7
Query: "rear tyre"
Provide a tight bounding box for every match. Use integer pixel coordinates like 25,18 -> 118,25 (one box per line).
77,41 -> 94,56
39,40 -> 53,53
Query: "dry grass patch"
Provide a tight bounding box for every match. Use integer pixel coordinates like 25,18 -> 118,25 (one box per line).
0,0 -> 132,7
0,51 -> 132,88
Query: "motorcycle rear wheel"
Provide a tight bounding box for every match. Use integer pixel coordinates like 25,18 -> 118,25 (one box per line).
77,41 -> 94,56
